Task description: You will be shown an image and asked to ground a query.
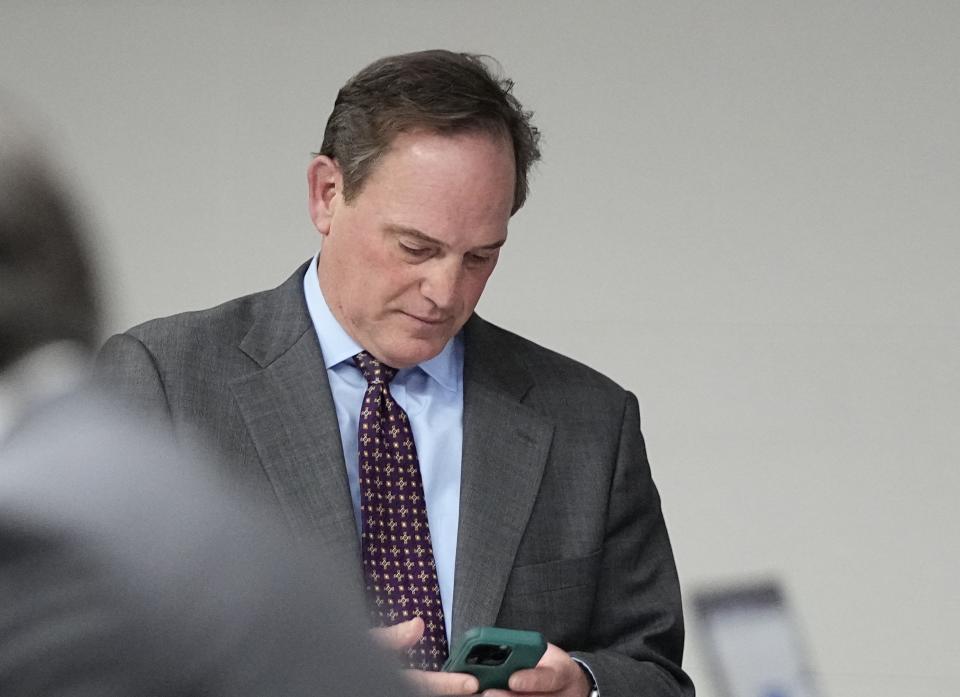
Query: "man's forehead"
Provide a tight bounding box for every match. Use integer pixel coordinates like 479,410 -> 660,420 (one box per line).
346,130 -> 516,237
371,128 -> 514,175
384,223 -> 507,250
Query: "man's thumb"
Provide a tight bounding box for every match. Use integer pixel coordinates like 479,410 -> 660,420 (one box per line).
372,617 -> 425,651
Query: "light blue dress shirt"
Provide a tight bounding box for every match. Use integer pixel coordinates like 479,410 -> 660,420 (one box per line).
303,255 -> 463,641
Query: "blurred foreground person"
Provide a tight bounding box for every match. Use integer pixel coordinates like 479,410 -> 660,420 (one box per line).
0,98 -> 408,696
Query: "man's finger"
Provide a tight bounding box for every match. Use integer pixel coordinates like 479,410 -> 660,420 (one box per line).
508,665 -> 564,693
404,668 -> 479,695
501,643 -> 589,696
370,617 -> 425,651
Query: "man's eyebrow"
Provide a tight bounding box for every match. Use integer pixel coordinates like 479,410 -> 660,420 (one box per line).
385,224 -> 506,250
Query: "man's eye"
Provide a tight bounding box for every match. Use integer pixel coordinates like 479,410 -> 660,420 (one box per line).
400,243 -> 430,257
466,253 -> 494,265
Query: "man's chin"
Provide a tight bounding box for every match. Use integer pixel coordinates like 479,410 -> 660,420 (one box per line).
377,336 -> 448,369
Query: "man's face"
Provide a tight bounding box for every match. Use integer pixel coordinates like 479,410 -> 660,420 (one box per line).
310,130 -> 516,369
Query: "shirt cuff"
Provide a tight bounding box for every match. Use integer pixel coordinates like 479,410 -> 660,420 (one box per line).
570,656 -> 600,697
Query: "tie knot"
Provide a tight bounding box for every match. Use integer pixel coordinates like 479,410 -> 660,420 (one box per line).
353,351 -> 398,385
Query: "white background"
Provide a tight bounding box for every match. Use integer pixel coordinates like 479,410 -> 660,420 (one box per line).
3,2 -> 958,695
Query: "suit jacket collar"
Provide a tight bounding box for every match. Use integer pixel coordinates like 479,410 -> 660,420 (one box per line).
238,262 -> 315,368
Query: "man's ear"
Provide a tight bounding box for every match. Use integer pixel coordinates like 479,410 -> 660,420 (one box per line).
307,155 -> 343,236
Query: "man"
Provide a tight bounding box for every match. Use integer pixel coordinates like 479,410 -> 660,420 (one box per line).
98,50 -> 694,696
0,97 -> 406,697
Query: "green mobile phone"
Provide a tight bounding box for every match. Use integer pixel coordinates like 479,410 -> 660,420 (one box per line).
442,626 -> 547,691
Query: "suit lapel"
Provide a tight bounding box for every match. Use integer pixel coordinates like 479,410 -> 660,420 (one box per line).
229,264 -> 362,582
452,317 -> 554,642
222,275 -> 554,629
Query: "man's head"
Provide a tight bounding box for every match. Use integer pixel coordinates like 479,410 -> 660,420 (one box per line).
316,50 -> 540,215
0,98 -> 99,373
308,51 -> 541,369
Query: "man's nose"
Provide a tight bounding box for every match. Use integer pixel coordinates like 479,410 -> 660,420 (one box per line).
420,259 -> 462,310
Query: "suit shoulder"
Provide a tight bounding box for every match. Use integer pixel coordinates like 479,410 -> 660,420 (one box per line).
113,263 -> 309,357
124,287 -> 268,345
468,317 -> 628,400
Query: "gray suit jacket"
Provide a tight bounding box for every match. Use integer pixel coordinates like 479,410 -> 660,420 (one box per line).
97,262 -> 694,696
0,386 -> 408,696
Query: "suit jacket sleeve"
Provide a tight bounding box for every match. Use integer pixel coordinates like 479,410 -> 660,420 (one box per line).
568,392 -> 694,697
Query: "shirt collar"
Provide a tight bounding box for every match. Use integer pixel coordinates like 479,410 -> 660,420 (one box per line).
302,253 -> 461,392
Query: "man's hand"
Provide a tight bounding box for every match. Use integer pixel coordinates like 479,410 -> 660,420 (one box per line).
484,643 -> 591,697
370,618 -> 479,695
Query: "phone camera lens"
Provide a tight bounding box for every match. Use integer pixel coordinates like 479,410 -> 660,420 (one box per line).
466,644 -> 513,666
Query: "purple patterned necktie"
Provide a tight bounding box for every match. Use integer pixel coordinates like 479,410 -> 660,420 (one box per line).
353,350 -> 449,671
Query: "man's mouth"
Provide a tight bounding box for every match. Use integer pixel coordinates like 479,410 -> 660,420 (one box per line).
401,311 -> 448,326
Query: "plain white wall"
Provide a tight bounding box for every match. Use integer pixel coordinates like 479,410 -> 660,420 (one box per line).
3,2 -> 958,695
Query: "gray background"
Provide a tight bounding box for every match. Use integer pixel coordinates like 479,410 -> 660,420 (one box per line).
3,2 -> 958,695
